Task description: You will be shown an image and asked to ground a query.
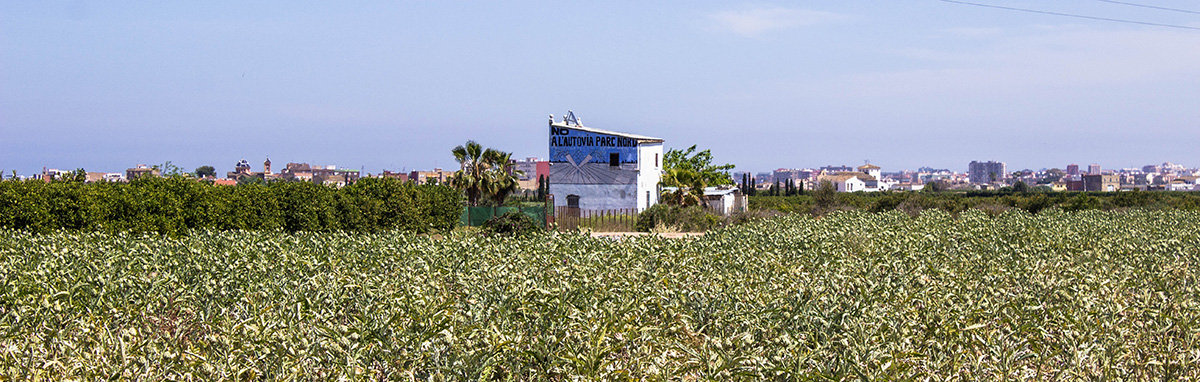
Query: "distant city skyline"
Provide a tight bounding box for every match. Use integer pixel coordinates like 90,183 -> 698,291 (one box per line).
3,2 -> 1199,176
20,155 -> 1195,181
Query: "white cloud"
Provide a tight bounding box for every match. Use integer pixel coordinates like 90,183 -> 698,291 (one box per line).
708,6 -> 840,37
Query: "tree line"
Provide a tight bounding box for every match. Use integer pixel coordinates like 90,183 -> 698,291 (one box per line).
739,174 -> 803,197
751,184 -> 1200,216
0,176 -> 463,235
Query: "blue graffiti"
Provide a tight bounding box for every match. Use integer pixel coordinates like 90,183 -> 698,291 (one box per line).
549,127 -> 638,164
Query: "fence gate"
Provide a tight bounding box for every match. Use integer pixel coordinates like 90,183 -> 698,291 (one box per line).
554,207 -> 638,232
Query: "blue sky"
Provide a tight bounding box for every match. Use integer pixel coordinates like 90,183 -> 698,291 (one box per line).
2,1 -> 1198,175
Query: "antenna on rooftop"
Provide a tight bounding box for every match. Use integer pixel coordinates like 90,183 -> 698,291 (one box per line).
563,110 -> 580,126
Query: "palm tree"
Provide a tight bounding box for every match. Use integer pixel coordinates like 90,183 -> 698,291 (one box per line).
660,167 -> 705,207
451,141 -> 495,206
451,141 -> 522,206
484,151 -> 523,206
657,145 -> 733,207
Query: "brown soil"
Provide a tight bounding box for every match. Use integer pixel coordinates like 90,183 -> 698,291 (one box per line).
589,232 -> 704,239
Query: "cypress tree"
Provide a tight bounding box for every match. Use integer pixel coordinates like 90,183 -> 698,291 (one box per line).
537,175 -> 547,202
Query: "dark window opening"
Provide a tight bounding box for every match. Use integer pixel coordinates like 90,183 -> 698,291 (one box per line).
609,153 -> 619,167
567,194 -> 580,208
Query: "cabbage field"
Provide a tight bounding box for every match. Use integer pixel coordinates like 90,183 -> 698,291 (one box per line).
2,209 -> 1198,380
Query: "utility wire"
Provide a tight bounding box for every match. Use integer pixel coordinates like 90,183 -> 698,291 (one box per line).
1096,0 -> 1200,15
938,0 -> 1200,30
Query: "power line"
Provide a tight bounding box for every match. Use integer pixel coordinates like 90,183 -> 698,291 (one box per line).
938,0 -> 1200,30
1096,0 -> 1200,15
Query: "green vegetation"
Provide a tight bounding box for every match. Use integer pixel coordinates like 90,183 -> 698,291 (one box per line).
0,177 -> 462,235
193,165 -> 216,178
635,204 -> 721,232
481,210 -> 543,236
2,209 -> 1198,379
450,141 -> 521,207
751,189 -> 1200,216
659,145 -> 733,207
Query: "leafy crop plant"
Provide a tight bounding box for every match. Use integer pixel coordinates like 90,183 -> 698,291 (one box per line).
1,209 -> 1198,380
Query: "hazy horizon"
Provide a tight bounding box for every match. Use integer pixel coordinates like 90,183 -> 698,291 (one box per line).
4,2 -> 1198,176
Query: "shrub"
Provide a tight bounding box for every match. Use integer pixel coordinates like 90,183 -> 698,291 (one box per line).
635,204 -> 720,232
483,210 -> 543,236
812,180 -> 837,211
973,202 -> 1011,217
869,192 -> 911,213
414,184 -> 466,233
1016,193 -> 1053,214
747,195 -> 813,214
1062,193 -> 1100,212
895,194 -> 930,217
273,181 -> 339,232
1112,189 -> 1151,209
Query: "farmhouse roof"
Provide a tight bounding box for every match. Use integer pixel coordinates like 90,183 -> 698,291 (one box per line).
659,186 -> 741,197
702,187 -> 739,196
820,172 -> 876,182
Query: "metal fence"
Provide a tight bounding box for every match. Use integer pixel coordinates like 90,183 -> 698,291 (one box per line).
554,207 -> 638,232
459,206 -> 548,228
458,204 -> 641,232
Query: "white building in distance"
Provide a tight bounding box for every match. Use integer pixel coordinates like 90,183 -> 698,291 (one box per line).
816,164 -> 894,192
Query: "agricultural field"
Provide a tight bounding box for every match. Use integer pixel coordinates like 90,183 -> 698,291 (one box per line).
2,209 -> 1199,380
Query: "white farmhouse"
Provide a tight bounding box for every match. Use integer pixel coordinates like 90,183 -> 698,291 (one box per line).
816,164 -> 893,192
822,173 -> 869,192
548,112 -> 663,211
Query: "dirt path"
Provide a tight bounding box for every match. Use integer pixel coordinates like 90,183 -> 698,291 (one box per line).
589,232 -> 704,239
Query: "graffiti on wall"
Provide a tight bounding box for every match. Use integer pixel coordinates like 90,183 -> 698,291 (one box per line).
549,126 -> 639,184
549,126 -> 638,164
